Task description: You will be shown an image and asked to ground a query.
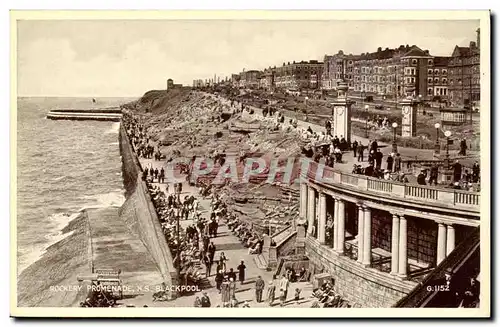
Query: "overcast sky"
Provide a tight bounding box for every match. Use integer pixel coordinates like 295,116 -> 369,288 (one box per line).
17,19 -> 479,97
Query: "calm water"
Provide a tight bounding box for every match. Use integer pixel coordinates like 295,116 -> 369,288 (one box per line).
16,97 -> 134,274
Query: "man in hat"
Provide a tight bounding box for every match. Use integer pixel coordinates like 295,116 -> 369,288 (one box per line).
255,275 -> 265,303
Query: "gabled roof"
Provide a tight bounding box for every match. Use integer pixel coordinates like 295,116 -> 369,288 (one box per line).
401,45 -> 431,58
452,45 -> 471,57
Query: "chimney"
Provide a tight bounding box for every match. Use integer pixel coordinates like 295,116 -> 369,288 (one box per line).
424,50 -> 429,55
477,28 -> 480,49
470,41 -> 476,49
377,47 -> 382,52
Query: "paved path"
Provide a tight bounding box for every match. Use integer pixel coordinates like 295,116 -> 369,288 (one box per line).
138,157 -> 315,308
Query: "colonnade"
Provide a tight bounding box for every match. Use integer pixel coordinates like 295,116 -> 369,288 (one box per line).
299,182 -> 457,279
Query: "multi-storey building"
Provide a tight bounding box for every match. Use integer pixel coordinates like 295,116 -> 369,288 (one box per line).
259,67 -> 276,91
426,56 -> 450,100
274,60 -> 323,90
238,70 -> 262,89
323,45 -> 438,100
448,28 -> 481,106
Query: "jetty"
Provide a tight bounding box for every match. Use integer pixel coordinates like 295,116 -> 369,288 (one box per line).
46,107 -> 122,122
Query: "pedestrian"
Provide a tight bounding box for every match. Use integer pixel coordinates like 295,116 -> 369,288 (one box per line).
220,278 -> 231,307
203,254 -> 212,277
228,268 -> 237,281
229,277 -> 237,301
472,161 -> 480,183
357,143 -> 364,162
215,270 -> 224,292
193,296 -> 202,308
201,292 -> 211,307
352,140 -> 358,157
267,280 -> 276,306
237,260 -> 246,284
279,275 -> 289,307
394,153 -> 402,173
452,160 -> 462,183
255,275 -> 265,303
429,163 -> 439,186
417,170 -> 427,185
386,153 -> 394,172
375,149 -> 383,170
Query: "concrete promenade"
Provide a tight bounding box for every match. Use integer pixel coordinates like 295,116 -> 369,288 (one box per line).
86,207 -> 164,307
139,156 -> 315,308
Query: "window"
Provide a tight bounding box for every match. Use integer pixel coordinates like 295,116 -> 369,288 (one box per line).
428,88 -> 433,95
434,78 -> 439,83
428,78 -> 433,83
442,78 -> 447,84
428,69 -> 433,75
428,59 -> 433,65
412,59 -> 418,65
442,69 -> 447,75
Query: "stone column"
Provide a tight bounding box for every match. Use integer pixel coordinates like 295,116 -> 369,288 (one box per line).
398,216 -> 408,278
362,206 -> 372,266
318,193 -> 327,244
336,199 -> 346,254
390,213 -> 400,275
437,222 -> 447,265
307,188 -> 316,235
446,224 -> 455,256
333,197 -> 339,250
357,205 -> 364,263
300,183 -> 308,220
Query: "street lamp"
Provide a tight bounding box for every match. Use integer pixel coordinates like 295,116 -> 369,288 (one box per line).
418,94 -> 423,114
434,122 -> 441,155
364,104 -> 369,138
444,130 -> 452,169
304,96 -> 309,121
392,122 -> 398,153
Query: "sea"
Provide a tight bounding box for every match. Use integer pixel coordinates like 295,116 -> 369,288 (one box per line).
16,97 -> 135,275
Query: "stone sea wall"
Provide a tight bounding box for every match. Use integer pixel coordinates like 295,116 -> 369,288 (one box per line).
118,124 -> 178,292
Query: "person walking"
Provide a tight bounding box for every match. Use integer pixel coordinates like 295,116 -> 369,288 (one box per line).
386,153 -> 394,172
255,275 -> 265,303
237,260 -> 246,284
357,143 -> 364,162
229,278 -> 237,303
394,153 -> 402,173
267,280 -> 276,306
203,254 -> 212,277
215,270 -> 224,292
352,140 -> 358,158
429,163 -> 439,186
279,275 -> 289,307
220,278 -> 231,307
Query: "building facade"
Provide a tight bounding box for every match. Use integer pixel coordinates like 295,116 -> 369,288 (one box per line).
238,70 -> 262,89
274,60 -> 323,90
426,56 -> 450,100
448,29 -> 481,106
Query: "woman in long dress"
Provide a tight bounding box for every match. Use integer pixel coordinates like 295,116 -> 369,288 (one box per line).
220,279 -> 231,307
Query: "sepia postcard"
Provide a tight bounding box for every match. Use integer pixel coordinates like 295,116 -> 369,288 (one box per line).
10,10 -> 490,318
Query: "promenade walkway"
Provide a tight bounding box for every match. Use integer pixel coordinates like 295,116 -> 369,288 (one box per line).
139,157 -> 315,308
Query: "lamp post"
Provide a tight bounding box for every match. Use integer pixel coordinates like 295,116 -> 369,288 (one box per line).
364,104 -> 369,138
434,122 -> 441,156
392,122 -> 398,153
444,130 -> 452,169
418,94 -> 423,114
304,96 -> 309,121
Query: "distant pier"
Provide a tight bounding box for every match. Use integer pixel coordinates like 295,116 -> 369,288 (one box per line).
46,107 -> 122,122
